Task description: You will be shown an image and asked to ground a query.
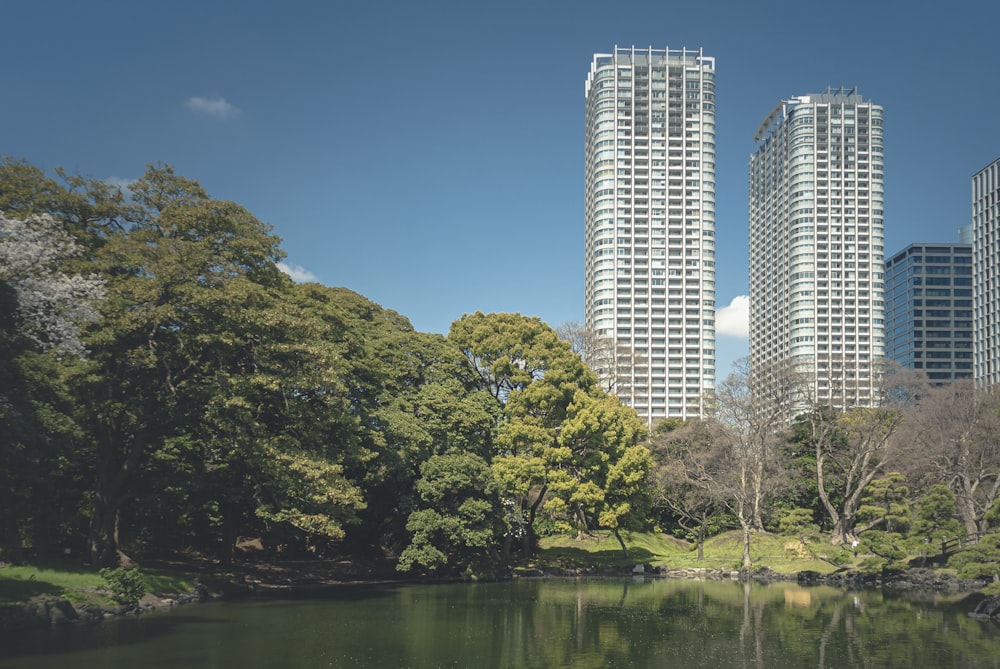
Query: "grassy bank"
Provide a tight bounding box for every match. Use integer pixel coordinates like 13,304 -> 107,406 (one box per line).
0,563 -> 199,607
0,529 -> 973,607
536,530 -> 859,575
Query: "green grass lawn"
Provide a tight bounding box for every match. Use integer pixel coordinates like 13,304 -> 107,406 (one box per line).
0,563 -> 199,606
537,530 -> 848,575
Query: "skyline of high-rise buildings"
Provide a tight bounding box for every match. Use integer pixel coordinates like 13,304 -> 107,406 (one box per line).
583,46 -> 717,424
748,88 -> 886,408
583,48 -> 997,420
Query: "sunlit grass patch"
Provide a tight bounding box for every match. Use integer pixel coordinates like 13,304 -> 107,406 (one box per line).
0,563 -> 198,606
538,530 -> 845,575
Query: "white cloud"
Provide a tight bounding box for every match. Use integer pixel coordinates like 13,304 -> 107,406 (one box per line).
716,294 -> 749,337
103,176 -> 135,193
185,96 -> 241,120
277,261 -> 319,283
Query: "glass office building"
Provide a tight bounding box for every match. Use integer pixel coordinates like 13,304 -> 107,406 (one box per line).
885,242 -> 973,383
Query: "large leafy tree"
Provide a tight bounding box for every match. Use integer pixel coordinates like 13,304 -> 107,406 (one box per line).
131,281 -> 368,564
450,312 -> 649,559
63,166 -> 364,566
304,288 -> 499,555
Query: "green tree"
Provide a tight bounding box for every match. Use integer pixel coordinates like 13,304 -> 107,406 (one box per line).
397,451 -> 501,576
0,207 -> 104,561
70,165 -> 369,566
171,281 -> 368,564
555,390 -> 652,556
303,288 -> 499,556
948,533 -> 1000,581
857,472 -> 911,535
911,485 -> 963,544
450,312 -> 648,559
855,473 -> 911,562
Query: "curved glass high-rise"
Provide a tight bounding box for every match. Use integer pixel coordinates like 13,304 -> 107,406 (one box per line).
584,46 -> 716,423
749,88 -> 885,408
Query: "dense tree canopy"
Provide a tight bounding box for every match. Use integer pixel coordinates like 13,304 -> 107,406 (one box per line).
2,157 -> 998,580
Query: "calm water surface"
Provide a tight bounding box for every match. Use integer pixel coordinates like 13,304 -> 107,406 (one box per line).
1,578 -> 997,668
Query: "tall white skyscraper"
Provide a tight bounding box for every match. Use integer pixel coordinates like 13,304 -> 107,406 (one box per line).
584,46 -> 716,424
972,157 -> 1000,387
749,88 -> 885,408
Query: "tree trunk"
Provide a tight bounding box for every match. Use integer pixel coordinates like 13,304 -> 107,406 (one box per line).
574,503 -> 590,540
88,492 -> 124,567
521,485 -> 547,558
829,516 -> 856,547
612,526 -> 628,558
219,501 -> 243,567
696,522 -> 705,560
0,494 -> 25,564
955,488 -> 981,539
88,424 -> 144,568
751,457 -> 766,531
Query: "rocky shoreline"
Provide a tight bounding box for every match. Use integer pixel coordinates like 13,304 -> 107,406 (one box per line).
2,566 -> 998,630
529,563 -> 989,591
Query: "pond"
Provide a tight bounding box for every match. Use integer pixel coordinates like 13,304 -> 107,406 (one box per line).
1,578 -> 997,668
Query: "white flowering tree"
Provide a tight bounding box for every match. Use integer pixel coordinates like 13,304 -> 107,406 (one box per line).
0,212 -> 104,356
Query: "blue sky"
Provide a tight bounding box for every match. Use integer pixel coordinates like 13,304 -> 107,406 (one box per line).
5,0 -> 999,377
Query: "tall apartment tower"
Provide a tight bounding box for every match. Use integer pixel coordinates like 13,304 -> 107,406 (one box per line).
973,157 -> 1000,387
584,46 -> 716,423
885,242 -> 973,383
749,88 -> 885,408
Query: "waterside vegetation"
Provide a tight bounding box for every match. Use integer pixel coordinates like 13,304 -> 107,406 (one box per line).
1,159 -> 999,616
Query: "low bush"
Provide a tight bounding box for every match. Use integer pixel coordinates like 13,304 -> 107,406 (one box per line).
99,567 -> 146,607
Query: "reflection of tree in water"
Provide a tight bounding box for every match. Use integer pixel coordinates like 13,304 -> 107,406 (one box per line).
388,580 -> 1000,668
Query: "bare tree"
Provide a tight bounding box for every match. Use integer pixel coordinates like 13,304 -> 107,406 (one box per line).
556,321 -> 644,397
650,419 -> 722,559
712,359 -> 792,566
899,381 -> 1000,538
802,361 -> 927,545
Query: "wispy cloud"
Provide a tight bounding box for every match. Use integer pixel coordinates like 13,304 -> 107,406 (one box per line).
716,295 -> 749,337
103,176 -> 135,194
185,96 -> 242,120
277,262 -> 319,283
